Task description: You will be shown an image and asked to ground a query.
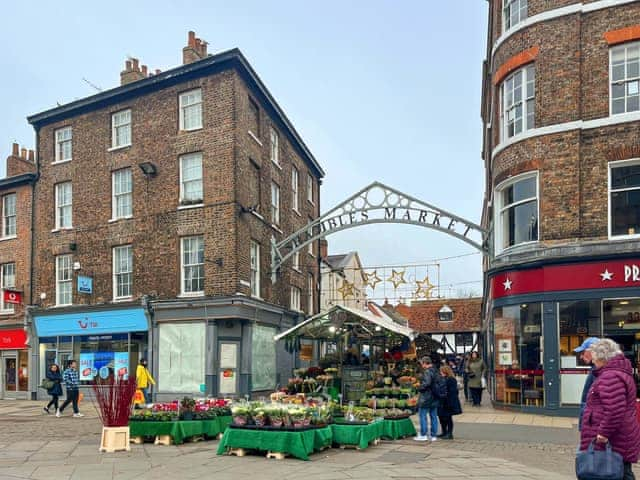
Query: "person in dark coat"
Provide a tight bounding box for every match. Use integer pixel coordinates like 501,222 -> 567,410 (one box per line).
437,365 -> 462,439
579,339 -> 640,480
43,364 -> 63,414
573,337 -> 599,430
414,356 -> 440,442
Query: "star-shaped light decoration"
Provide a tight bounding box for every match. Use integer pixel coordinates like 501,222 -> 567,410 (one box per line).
503,278 -> 513,291
414,276 -> 435,299
336,279 -> 356,299
600,269 -> 614,281
388,269 -> 407,289
363,270 -> 382,289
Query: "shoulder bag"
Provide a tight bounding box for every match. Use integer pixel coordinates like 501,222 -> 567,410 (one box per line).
575,440 -> 623,480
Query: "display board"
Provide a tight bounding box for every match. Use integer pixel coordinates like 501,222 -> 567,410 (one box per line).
159,323 -> 205,393
251,325 -> 276,391
79,351 -> 129,381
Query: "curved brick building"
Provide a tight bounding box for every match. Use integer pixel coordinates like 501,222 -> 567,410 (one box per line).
482,0 -> 640,413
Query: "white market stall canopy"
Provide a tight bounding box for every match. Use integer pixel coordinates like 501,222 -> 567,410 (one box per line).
274,303 -> 416,342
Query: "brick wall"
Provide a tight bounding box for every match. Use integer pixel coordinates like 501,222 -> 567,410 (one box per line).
394,298 -> 482,334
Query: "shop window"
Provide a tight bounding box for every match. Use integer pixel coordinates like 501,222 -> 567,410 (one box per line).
500,64 -> 535,141
492,304 -> 543,407
558,300 -> 602,405
603,298 -> 640,392
494,172 -> 538,253
251,324 -> 276,391
610,42 -> 640,115
609,159 -> 640,237
158,323 -> 205,393
74,334 -> 129,385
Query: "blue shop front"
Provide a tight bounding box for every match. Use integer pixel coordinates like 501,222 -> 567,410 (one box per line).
31,306 -> 150,397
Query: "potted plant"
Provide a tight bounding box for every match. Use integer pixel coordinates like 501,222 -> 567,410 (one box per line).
231,405 -> 250,426
180,397 -> 196,421
288,407 -> 307,428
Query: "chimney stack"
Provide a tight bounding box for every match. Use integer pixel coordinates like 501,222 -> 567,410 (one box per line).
6,142 -> 36,177
319,239 -> 328,259
120,57 -> 146,85
182,31 -> 209,65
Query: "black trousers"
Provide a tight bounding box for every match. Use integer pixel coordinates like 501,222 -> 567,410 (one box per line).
59,389 -> 79,414
470,387 -> 483,406
439,415 -> 453,435
463,375 -> 469,400
46,395 -> 59,410
624,462 -> 635,480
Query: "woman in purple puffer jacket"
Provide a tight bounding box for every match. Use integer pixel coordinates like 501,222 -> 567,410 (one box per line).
580,339 -> 640,480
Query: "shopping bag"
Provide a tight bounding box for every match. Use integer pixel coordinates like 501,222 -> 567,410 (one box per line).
133,389 -> 145,405
78,392 -> 84,404
480,376 -> 487,389
575,440 -> 623,480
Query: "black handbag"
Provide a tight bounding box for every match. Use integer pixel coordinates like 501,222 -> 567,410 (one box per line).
575,440 -> 624,480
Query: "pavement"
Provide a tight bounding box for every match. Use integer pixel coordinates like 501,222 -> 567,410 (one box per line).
0,398 -> 636,480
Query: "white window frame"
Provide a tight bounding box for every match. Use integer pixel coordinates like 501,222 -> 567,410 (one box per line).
307,173 -> 314,204
55,182 -> 72,230
290,286 -> 301,312
113,245 -> 133,300
503,0 -> 527,31
500,64 -> 535,141
494,171 -> 539,254
180,236 -> 204,296
179,88 -> 203,131
292,250 -> 300,272
2,193 -> 16,238
609,42 -> 640,116
250,240 -> 260,298
56,254 -> 73,306
111,109 -> 132,148
270,127 -> 279,166
0,263 -> 15,313
307,219 -> 314,256
307,273 -> 314,314
608,158 -> 640,239
179,152 -> 203,205
112,169 -> 133,220
54,127 -> 72,163
292,167 -> 299,213
271,182 -> 280,225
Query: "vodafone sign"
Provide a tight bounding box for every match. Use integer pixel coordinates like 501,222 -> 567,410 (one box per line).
3,289 -> 22,305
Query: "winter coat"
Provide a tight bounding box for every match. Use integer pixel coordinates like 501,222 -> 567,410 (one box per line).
438,376 -> 462,417
46,370 -> 63,396
579,354 -> 640,463
465,358 -> 486,389
578,366 -> 595,431
136,364 -> 155,389
418,366 -> 440,409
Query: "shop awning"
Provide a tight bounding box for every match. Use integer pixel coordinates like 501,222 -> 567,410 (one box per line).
274,303 -> 416,342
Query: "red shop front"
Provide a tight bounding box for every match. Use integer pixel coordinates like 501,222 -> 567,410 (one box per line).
0,329 -> 30,399
487,257 -> 640,412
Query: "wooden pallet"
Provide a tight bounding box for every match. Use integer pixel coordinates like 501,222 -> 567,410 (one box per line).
154,435 -> 172,446
266,450 -> 288,460
186,435 -> 205,443
228,447 -> 248,457
130,436 -> 144,444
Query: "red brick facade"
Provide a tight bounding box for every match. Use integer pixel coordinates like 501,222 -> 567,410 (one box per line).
395,298 -> 482,335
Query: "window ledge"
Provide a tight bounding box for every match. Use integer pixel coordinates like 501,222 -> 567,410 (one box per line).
248,130 -> 263,146
271,159 -> 282,170
108,144 -> 132,152
108,216 -> 133,223
271,224 -> 283,234
495,240 -> 539,258
51,227 -> 74,233
250,210 -> 264,221
53,304 -> 73,308
180,126 -> 203,133
177,292 -> 205,298
251,294 -> 263,301
0,235 -> 17,242
113,297 -> 132,303
178,203 -> 204,211
293,208 -> 301,217
307,199 -> 315,206
609,233 -> 640,241
52,159 -> 72,165
0,310 -> 15,315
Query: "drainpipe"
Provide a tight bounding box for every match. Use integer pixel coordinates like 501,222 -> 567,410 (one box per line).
141,294 -> 155,400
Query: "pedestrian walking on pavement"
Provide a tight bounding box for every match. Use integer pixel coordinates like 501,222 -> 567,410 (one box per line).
136,358 -> 155,405
578,339 -> 640,480
57,360 -> 84,418
414,356 -> 440,442
437,365 -> 462,439
465,351 -> 486,407
461,353 -> 470,403
573,337 -> 599,431
43,364 -> 63,414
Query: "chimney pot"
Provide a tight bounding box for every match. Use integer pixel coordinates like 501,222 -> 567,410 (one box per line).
20,147 -> 27,159
188,31 -> 196,48
11,143 -> 19,156
141,65 -> 148,76
155,69 -> 161,74
125,60 -> 132,71
28,150 -> 35,162
132,58 -> 139,70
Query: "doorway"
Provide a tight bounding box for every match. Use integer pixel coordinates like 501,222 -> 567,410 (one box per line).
1,351 -> 28,399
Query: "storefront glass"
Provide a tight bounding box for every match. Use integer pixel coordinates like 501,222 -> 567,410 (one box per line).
492,304 -> 543,407
603,298 -> 640,395
558,301 -> 601,405
251,324 -> 276,391
158,323 -> 205,393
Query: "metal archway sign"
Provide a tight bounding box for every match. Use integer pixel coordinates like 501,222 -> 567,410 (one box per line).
271,181 -> 487,282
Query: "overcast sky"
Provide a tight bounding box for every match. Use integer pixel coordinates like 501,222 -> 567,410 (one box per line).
0,0 -> 488,300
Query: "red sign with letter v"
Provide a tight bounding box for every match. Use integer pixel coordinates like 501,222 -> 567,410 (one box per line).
3,289 -> 22,305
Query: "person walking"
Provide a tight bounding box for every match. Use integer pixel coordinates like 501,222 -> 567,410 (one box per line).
573,337 -> 599,430
465,351 -> 486,407
579,339 -> 640,480
437,365 -> 462,439
461,353 -> 470,403
136,358 -> 155,405
43,364 -> 63,414
56,360 -> 84,418
414,356 -> 440,442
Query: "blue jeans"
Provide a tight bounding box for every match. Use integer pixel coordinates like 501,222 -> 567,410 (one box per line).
418,406 -> 438,438
141,387 -> 151,404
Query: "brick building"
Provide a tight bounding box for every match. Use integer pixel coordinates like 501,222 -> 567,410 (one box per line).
482,1 -> 640,413
26,32 -> 324,399
395,298 -> 481,355
0,144 -> 36,399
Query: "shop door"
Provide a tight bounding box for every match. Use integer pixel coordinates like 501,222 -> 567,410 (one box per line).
218,342 -> 239,396
1,353 -> 18,398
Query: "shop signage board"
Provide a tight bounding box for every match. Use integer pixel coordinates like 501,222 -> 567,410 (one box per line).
33,308 -> 148,336
0,329 -> 27,350
3,289 -> 22,305
77,276 -> 93,294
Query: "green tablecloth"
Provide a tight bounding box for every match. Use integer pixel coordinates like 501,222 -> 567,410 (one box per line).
380,418 -> 416,440
129,416 -> 232,445
330,421 -> 383,449
216,426 -> 333,461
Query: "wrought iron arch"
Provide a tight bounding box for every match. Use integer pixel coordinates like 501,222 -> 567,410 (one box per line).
271,181 -> 487,282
